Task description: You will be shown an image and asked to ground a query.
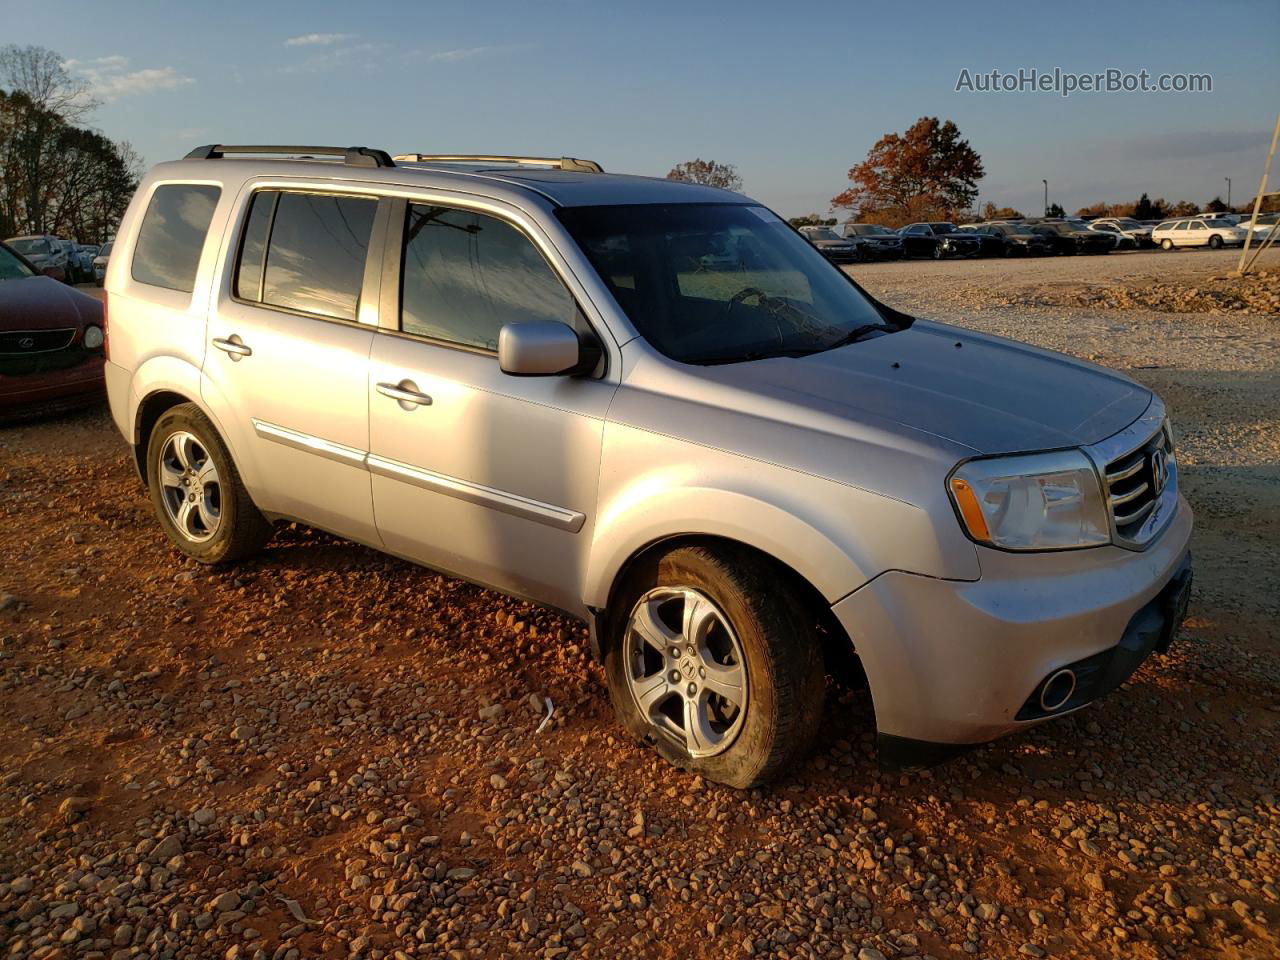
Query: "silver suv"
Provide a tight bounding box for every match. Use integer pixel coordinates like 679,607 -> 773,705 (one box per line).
103,145 -> 1193,787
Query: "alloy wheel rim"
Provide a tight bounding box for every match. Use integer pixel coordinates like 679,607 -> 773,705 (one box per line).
157,431 -> 221,543
623,587 -> 748,759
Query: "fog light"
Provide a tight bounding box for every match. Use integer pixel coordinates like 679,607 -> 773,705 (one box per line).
83,325 -> 104,350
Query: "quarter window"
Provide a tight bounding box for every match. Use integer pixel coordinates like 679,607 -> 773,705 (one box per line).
131,184 -> 221,292
400,204 -> 576,351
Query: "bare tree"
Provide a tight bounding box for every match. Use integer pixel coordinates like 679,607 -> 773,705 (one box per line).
666,158 -> 744,191
0,44 -> 97,120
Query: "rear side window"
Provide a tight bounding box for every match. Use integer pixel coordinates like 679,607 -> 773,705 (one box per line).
131,184 -> 221,292
400,203 -> 576,351
235,191 -> 376,322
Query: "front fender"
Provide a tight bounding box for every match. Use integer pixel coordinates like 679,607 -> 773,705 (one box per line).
585,480 -> 870,609
584,422 -> 979,611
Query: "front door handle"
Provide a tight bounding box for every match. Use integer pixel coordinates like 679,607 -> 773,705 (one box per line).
377,380 -> 433,408
212,336 -> 252,360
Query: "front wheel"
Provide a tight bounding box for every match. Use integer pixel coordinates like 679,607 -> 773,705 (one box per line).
1208,234 -> 1223,249
604,545 -> 824,789
146,403 -> 272,564
1161,239 -> 1174,251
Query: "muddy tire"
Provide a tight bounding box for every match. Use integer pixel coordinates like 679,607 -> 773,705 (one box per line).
604,544 -> 825,789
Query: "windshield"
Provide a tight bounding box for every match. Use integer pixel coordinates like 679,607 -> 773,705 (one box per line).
10,237 -> 52,255
1112,219 -> 1142,229
846,224 -> 892,236
557,203 -> 895,364
1202,218 -> 1235,227
0,244 -> 37,280
803,227 -> 843,242
929,222 -> 957,233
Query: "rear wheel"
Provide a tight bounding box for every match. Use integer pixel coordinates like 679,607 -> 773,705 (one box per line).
604,544 -> 825,788
146,404 -> 272,564
1161,238 -> 1174,251
1208,234 -> 1223,249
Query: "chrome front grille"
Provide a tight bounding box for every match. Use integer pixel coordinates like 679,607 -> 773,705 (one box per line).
1104,426 -> 1174,540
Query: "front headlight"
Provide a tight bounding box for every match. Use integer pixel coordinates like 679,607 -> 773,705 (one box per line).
948,450 -> 1110,551
83,325 -> 104,349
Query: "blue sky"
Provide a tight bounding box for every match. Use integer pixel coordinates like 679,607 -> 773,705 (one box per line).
5,0 -> 1278,217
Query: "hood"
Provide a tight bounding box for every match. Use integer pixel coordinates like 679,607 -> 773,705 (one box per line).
696,320 -> 1151,454
0,276 -> 101,332
813,239 -> 854,248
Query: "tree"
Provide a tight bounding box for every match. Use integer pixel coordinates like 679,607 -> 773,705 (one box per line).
666,158 -> 743,191
981,202 -> 1023,220
1134,194 -> 1167,220
1046,202 -> 1065,218
788,214 -> 836,228
0,46 -> 140,241
1166,200 -> 1198,217
1204,196 -> 1228,213
832,117 -> 984,224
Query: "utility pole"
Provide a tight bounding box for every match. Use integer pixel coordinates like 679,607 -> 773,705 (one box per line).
1225,177 -> 1232,209
1042,180 -> 1048,217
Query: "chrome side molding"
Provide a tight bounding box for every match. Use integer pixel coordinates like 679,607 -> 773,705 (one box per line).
251,419 -> 585,533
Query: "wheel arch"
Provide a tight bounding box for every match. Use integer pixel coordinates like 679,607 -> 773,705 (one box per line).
587,533 -> 862,690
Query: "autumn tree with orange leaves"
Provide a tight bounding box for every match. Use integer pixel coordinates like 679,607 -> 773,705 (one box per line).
833,117 -> 984,226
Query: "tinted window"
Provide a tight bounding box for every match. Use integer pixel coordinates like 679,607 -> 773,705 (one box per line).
0,245 -> 36,280
261,193 -> 376,321
235,191 -> 277,302
400,204 -> 576,351
131,184 -> 221,292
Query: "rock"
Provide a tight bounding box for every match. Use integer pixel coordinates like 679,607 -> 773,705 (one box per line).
478,704 -> 504,721
1083,872 -> 1106,893
0,593 -> 19,610
976,902 -> 1000,921
58,796 -> 93,821
210,891 -> 241,913
230,724 -> 256,741
1019,945 -> 1045,958
858,948 -> 887,960
152,835 -> 183,862
193,807 -> 216,825
490,774 -> 508,789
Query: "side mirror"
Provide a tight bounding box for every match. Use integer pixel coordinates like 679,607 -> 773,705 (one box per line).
498,321 -> 600,377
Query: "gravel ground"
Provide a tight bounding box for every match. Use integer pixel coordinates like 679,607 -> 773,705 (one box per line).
1,250 -> 1278,960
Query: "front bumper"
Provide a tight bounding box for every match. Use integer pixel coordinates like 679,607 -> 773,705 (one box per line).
832,494 -> 1193,756
0,355 -> 105,420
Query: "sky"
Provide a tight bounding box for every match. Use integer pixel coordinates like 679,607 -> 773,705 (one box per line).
4,0 -> 1278,218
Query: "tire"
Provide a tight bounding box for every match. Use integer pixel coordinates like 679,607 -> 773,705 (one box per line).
1208,234 -> 1223,249
932,245 -> 944,260
1161,239 -> 1174,251
604,544 -> 825,789
145,403 -> 272,564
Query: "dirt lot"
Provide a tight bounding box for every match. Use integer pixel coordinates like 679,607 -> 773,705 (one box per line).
1,249 -> 1278,960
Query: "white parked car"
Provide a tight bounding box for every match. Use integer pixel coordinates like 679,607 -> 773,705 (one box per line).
1089,218 -> 1154,248
1151,218 -> 1248,250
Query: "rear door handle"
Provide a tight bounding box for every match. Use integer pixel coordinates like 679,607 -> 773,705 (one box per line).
212,336 -> 252,359
377,380 -> 433,407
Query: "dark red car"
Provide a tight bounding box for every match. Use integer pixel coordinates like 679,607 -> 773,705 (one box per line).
0,241 -> 105,421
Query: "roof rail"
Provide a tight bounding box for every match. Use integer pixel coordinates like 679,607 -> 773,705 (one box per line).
392,154 -> 604,174
184,145 -> 396,169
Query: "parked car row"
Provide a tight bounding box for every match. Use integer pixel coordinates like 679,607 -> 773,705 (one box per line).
801,211 -> 1276,262
3,234 -> 111,284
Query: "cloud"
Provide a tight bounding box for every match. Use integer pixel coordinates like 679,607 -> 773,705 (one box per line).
284,33 -> 356,47
279,41 -> 385,75
66,56 -> 194,101
419,43 -> 531,63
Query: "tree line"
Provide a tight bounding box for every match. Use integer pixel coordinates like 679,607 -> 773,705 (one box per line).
669,115 -> 1277,227
0,45 -> 142,244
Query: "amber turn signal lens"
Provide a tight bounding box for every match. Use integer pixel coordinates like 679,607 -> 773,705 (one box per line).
949,474 -> 991,543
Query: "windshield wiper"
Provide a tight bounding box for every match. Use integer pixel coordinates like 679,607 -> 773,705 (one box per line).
818,323 -> 897,351
690,348 -> 818,365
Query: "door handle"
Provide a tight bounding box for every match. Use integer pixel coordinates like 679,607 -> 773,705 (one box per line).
212,336 -> 252,359
377,380 -> 433,407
